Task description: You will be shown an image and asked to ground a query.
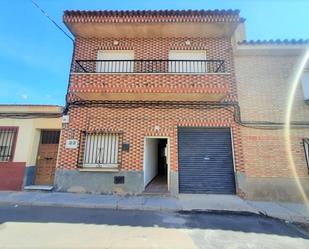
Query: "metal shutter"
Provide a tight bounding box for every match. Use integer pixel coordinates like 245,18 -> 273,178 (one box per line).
178,128 -> 235,194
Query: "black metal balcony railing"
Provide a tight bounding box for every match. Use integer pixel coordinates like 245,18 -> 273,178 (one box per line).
74,60 -> 225,74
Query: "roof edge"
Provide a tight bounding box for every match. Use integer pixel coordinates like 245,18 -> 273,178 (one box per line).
64,9 -> 240,17
238,39 -> 309,46
0,104 -> 63,107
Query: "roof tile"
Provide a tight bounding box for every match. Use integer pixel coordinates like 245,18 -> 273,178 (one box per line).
238,39 -> 309,45
63,9 -> 241,24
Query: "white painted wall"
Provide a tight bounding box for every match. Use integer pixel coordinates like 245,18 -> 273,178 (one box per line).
0,117 -> 61,166
144,138 -> 159,187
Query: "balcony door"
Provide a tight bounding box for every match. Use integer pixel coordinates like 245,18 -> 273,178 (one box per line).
97,50 -> 134,73
168,50 -> 207,73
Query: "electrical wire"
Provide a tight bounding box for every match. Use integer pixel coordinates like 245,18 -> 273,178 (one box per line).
29,0 -> 74,42
0,113 -> 62,119
65,100 -> 309,130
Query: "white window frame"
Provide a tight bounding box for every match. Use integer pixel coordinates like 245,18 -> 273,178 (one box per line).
96,50 -> 134,73
82,132 -> 120,168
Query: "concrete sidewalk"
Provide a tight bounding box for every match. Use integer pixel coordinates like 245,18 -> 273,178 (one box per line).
247,200 -> 309,223
0,191 -> 308,222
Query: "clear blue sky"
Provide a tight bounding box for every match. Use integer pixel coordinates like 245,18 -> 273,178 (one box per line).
0,0 -> 308,106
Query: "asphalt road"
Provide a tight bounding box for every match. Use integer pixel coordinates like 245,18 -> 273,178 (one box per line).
0,204 -> 308,249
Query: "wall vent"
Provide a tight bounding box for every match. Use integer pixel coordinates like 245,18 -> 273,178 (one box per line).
114,176 -> 125,184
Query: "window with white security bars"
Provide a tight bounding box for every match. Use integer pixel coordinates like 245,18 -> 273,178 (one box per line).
82,132 -> 120,168
0,127 -> 18,162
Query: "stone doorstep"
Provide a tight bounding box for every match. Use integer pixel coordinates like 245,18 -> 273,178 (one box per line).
23,185 -> 54,191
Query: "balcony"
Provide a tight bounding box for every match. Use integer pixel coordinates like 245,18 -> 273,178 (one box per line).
74,60 -> 225,74
70,59 -> 231,102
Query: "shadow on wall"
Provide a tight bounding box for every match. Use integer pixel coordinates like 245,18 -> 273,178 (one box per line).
22,166 -> 36,187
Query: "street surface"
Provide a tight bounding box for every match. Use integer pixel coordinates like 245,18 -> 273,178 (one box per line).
0,204 -> 308,248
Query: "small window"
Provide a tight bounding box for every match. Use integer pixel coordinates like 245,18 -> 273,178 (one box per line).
0,127 -> 18,162
301,72 -> 309,102
41,130 -> 60,144
96,50 -> 134,73
168,50 -> 207,73
83,132 -> 119,168
303,138 -> 309,172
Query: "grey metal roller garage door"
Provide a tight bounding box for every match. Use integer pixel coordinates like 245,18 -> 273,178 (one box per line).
178,128 -> 235,194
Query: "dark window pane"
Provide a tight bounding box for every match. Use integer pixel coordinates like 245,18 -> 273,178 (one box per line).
41,131 -> 60,144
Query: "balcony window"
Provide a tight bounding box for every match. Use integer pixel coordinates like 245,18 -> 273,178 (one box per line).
96,50 -> 134,73
168,50 -> 207,73
301,71 -> 309,103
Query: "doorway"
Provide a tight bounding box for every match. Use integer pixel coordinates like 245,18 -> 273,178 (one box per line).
34,130 -> 60,186
143,137 -> 168,194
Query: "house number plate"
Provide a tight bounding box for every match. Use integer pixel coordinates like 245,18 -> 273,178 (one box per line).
65,139 -> 79,149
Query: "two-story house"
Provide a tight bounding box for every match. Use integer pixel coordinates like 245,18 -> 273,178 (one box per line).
55,10 -> 243,196
54,9 -> 309,202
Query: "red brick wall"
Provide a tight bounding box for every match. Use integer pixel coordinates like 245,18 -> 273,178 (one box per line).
241,128 -> 309,178
58,36 -> 244,180
235,53 -> 309,180
72,37 -> 233,68
0,162 -> 26,190
57,103 -> 244,173
68,37 -> 238,103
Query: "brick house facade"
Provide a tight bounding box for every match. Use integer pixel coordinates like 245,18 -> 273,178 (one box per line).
234,39 -> 309,202
55,9 -> 309,201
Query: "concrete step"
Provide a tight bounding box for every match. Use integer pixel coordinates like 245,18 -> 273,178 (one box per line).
141,191 -> 171,197
24,185 -> 53,191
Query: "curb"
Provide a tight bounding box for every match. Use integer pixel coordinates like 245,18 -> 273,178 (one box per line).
2,199 -> 308,225
0,200 -> 259,215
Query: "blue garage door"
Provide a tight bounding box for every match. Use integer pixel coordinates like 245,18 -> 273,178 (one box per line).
178,128 -> 235,194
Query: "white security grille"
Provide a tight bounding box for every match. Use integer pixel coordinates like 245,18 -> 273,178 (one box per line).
0,127 -> 17,162
83,133 -> 119,168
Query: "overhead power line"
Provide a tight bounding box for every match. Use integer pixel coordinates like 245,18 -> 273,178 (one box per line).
29,0 -> 74,42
